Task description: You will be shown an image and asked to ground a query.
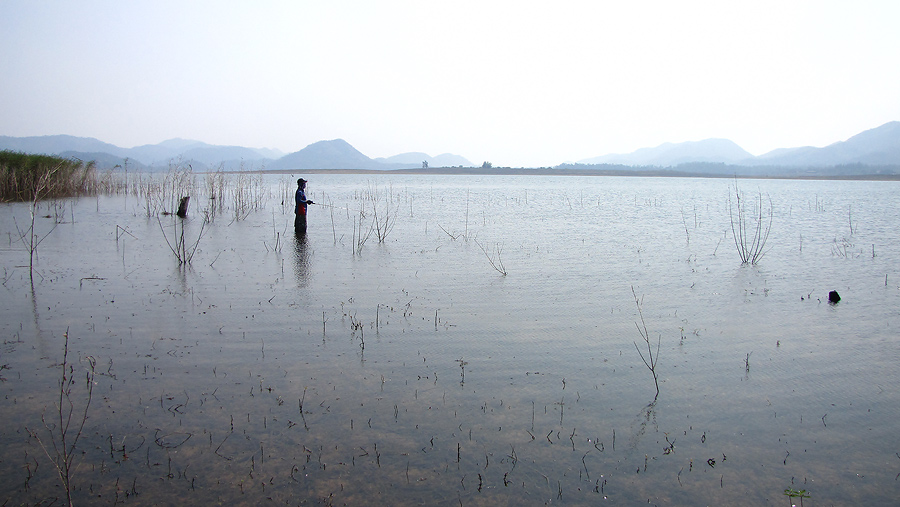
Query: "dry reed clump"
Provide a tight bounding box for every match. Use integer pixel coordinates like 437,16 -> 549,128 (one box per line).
91,158 -> 136,196
158,213 -> 208,265
205,169 -> 228,219
0,151 -> 98,202
351,203 -> 374,255
367,183 -> 399,243
341,181 -> 401,255
728,182 -> 773,265
278,176 -> 295,212
355,183 -> 400,237
138,162 -> 197,217
231,172 -> 268,221
95,169 -> 130,195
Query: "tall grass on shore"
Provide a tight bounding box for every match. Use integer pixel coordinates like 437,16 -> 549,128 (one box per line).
1,151 -> 99,277
0,151 -> 97,201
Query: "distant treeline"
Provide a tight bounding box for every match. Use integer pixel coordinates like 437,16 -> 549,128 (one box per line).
0,150 -> 97,201
381,162 -> 900,180
554,161 -> 900,179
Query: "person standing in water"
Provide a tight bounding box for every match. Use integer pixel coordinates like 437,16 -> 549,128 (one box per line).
294,178 -> 314,232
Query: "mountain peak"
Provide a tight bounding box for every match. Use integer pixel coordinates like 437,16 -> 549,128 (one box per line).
580,138 -> 754,166
755,121 -> 900,166
843,121 -> 900,146
268,139 -> 377,170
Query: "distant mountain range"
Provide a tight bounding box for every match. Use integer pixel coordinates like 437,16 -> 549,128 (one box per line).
0,135 -> 282,172
570,121 -> 900,174
579,138 -> 754,166
753,121 -> 900,167
0,135 -> 473,172
1,121 -> 898,176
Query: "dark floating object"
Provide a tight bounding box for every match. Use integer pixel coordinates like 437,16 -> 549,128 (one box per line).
828,290 -> 841,304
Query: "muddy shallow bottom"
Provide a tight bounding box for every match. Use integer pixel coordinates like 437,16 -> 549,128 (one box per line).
1,174 -> 899,505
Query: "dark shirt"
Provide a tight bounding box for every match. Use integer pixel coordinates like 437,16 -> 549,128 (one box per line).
295,187 -> 308,215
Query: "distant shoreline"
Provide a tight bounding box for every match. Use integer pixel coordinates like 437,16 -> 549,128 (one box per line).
259,167 -> 900,181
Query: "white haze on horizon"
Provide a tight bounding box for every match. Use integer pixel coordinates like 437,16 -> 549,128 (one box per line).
1,0 -> 898,167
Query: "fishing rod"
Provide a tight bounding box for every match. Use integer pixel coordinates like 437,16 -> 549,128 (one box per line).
280,198 -> 353,212
310,202 -> 354,212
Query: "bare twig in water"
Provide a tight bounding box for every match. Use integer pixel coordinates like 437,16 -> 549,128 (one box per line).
13,164 -> 63,279
370,182 -> 398,243
437,223 -> 463,241
158,211 -> 209,265
632,286 -> 660,399
27,329 -> 96,507
475,239 -> 507,276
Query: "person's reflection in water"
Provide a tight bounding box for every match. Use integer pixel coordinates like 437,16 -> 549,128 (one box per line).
293,229 -> 311,287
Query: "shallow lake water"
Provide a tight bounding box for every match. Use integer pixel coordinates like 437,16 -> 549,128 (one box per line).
1,174 -> 899,505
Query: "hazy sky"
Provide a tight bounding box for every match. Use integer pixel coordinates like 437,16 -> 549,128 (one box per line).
2,1 -> 898,167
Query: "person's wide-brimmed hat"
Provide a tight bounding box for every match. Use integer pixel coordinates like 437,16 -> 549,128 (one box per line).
298,178 -> 307,183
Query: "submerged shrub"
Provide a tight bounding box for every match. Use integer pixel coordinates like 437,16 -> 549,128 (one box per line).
729,182 -> 773,265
